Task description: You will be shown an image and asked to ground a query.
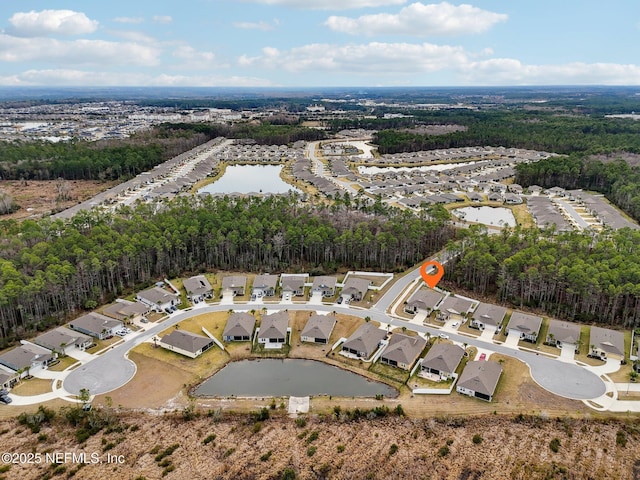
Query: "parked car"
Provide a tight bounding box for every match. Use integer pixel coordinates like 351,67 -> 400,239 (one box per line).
479,353 -> 487,361
0,394 -> 12,404
140,317 -> 149,324
438,333 -> 449,339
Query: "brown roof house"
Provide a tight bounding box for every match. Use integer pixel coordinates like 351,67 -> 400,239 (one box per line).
183,275 -> 213,301
301,315 -> 336,345
223,313 -> 256,342
252,274 -> 278,298
340,278 -> 371,304
341,323 -> 386,360
280,274 -> 307,299
257,311 -> 290,348
0,343 -> 56,377
33,327 -> 92,354
546,319 -> 581,352
311,276 -> 337,297
222,275 -> 247,296
436,295 -> 477,323
136,286 -> 180,312
69,312 -> 123,340
103,300 -> 150,322
158,330 -> 215,359
589,326 -> 625,361
421,343 -> 465,380
456,360 -> 502,402
404,288 -> 444,315
507,312 -> 542,343
380,333 -> 427,370
470,303 -> 507,334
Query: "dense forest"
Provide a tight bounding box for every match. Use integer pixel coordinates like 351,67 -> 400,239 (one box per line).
372,111 -> 640,156
515,156 -> 640,222
0,195 -> 453,346
445,226 -> 640,326
0,122 -> 324,182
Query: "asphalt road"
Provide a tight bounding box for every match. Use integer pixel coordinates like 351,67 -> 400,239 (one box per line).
63,301 -> 605,401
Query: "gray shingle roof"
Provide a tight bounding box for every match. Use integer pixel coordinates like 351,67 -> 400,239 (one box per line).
508,312 -> 542,335
547,319 -> 581,344
160,330 -> 213,354
183,275 -> 212,296
342,323 -> 386,358
457,361 -> 502,397
590,326 -> 625,357
223,313 -> 256,338
258,311 -> 289,340
301,315 -> 336,341
380,333 -> 426,366
472,303 -> 507,326
422,343 -> 465,374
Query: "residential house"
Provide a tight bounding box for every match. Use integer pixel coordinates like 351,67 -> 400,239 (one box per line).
136,286 -> 180,312
404,288 -> 445,315
466,192 -> 484,202
470,303 -> 507,334
33,327 -> 92,354
340,277 -> 371,303
222,313 -> 256,342
436,296 -> 477,323
487,192 -> 503,202
311,276 -> 337,297
0,371 -> 17,390
589,326 -> 625,361
504,193 -> 523,205
69,312 -> 123,339
222,275 -> 247,296
257,311 -> 290,347
341,323 -> 387,360
280,274 -> 307,299
421,344 -> 465,380
103,300 -> 150,323
507,312 -> 542,343
380,333 -> 426,370
252,274 -> 278,298
546,319 -> 581,352
183,275 -> 213,301
456,360 -> 502,402
301,315 -> 336,344
158,330 -> 214,359
0,343 -> 56,377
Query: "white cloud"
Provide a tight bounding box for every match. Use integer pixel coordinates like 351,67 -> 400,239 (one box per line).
8,10 -> 98,37
233,19 -> 280,31
0,34 -> 160,66
325,2 -> 507,36
0,69 -> 273,87
152,15 -> 173,24
236,0 -> 406,10
113,17 -> 144,24
238,41 -> 467,73
462,59 -> 640,86
171,45 -> 227,69
107,30 -> 156,43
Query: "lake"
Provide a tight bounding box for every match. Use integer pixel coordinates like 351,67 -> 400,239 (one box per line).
197,164 -> 301,195
452,206 -> 516,227
194,358 -> 398,397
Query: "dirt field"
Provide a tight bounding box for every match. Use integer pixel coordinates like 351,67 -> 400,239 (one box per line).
0,179 -> 117,220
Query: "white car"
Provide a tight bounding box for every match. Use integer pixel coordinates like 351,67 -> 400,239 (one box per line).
438,333 -> 449,339
451,322 -> 459,328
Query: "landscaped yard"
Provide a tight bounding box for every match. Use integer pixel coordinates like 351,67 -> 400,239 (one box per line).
10,378 -> 53,396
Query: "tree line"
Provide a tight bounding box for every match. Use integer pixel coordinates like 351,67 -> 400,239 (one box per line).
445,226 -> 640,327
0,195 -> 454,346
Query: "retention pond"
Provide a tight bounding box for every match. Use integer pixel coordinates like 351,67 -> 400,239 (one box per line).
194,358 -> 398,398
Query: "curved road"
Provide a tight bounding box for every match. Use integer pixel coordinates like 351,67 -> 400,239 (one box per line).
64,302 -> 605,401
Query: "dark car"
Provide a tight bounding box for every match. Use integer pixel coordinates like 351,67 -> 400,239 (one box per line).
0,394 -> 12,404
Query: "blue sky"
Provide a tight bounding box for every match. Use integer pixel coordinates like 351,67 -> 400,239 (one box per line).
0,0 -> 639,87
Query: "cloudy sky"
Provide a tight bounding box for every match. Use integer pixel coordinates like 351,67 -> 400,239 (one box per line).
1,0 -> 639,87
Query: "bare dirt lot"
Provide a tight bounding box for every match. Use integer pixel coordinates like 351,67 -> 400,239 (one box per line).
0,179 -> 116,220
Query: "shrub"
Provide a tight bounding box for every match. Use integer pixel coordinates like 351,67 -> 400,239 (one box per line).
260,450 -> 272,462
389,444 -> 399,456
295,417 -> 307,428
438,445 -> 449,457
223,448 -> 235,458
616,430 -> 627,447
549,438 -> 561,453
253,422 -> 262,434
203,433 -> 217,445
306,446 -> 317,457
281,467 -> 296,480
306,431 -> 319,444
472,434 -> 483,444
336,444 -> 345,453
161,465 -> 175,477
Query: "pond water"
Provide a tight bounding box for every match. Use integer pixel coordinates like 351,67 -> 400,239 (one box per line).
452,206 -> 517,227
197,164 -> 300,195
194,358 -> 397,397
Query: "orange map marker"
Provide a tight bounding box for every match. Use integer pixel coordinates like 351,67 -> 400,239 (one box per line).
420,260 -> 444,288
